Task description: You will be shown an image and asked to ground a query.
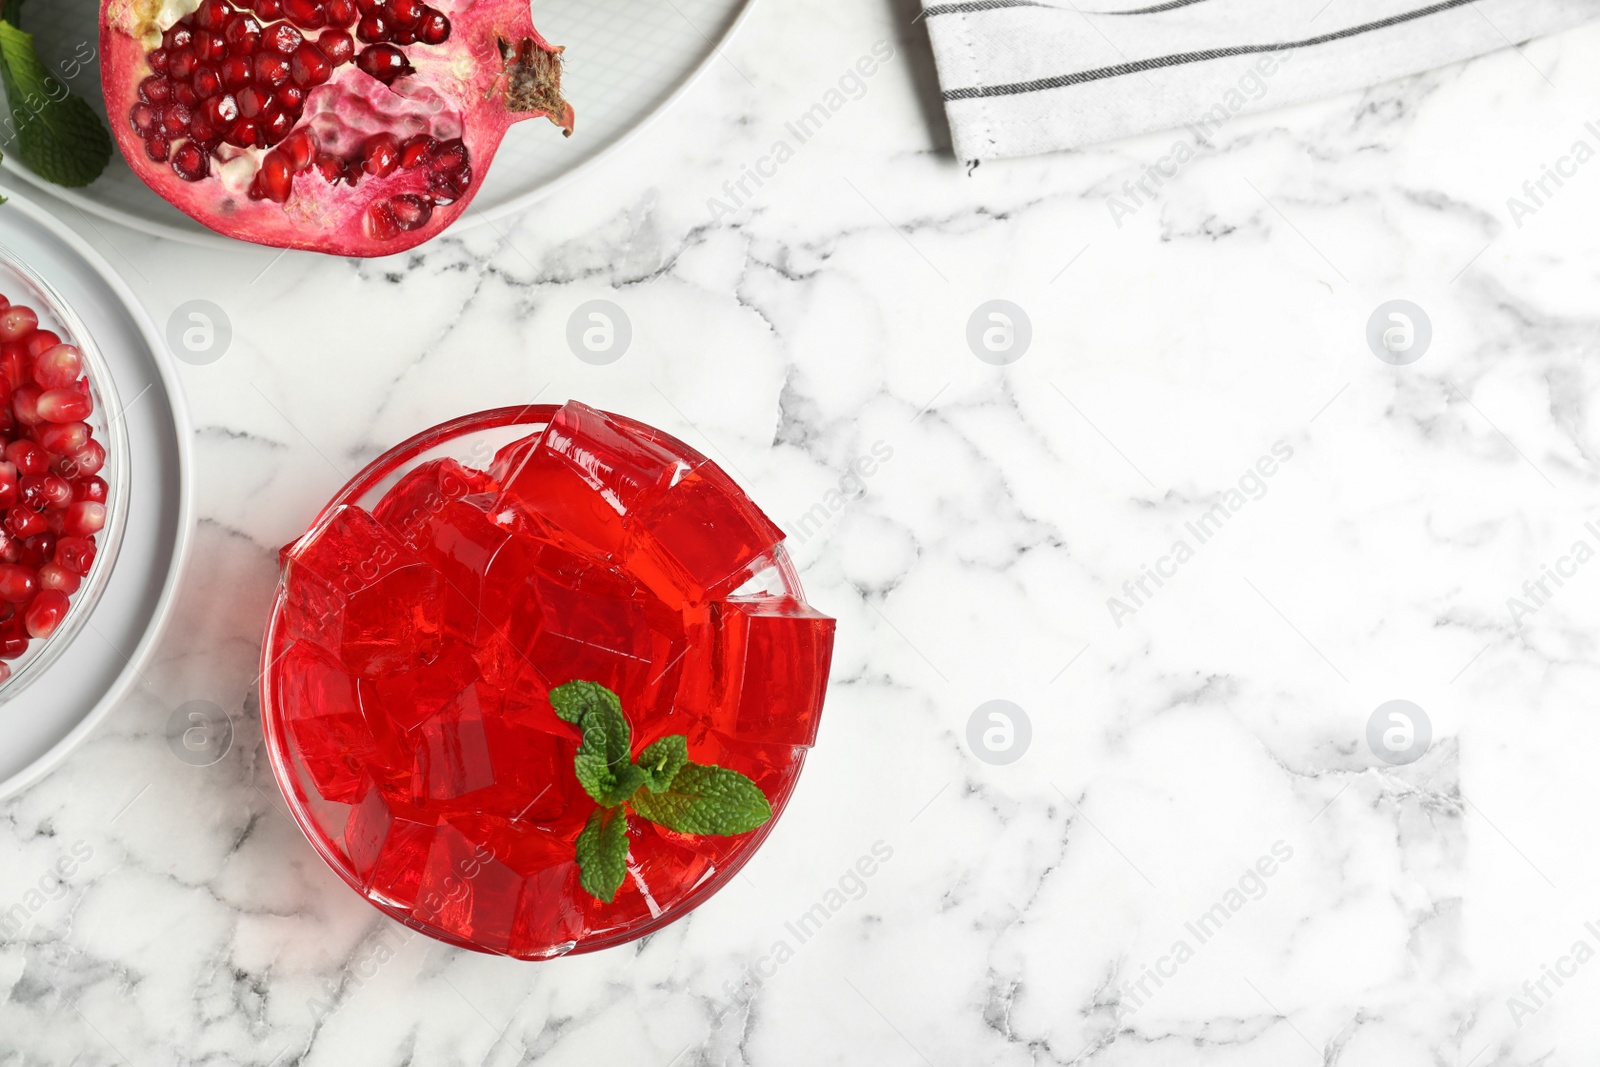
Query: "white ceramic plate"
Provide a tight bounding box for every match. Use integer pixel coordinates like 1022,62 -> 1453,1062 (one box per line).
0,186 -> 193,798
2,0 -> 754,247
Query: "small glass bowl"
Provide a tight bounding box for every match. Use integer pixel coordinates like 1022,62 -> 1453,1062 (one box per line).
260,405 -> 827,959
0,244 -> 131,699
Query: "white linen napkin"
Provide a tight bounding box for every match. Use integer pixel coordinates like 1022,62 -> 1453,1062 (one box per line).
923,0 -> 1600,160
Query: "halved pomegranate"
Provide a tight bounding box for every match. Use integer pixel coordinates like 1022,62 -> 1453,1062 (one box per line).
101,0 -> 575,256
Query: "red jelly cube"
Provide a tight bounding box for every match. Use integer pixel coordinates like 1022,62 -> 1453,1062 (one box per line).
494,403 -> 682,558
625,464 -> 784,601
372,458 -> 493,552
279,642 -> 380,803
414,821 -> 526,953
282,505 -> 444,677
410,684 -> 496,802
680,595 -> 834,747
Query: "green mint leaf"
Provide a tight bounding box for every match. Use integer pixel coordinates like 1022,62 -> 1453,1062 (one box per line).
630,763 -> 773,836
637,735 -> 688,793
575,807 -> 629,903
551,681 -> 641,806
0,18 -> 112,187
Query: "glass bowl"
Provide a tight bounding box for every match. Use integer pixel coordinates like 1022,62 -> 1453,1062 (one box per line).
260,404 -> 834,959
0,244 -> 130,699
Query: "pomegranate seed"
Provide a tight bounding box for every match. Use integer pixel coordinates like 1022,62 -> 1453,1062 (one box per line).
365,200 -> 401,241
277,85 -> 307,110
220,54 -> 253,89
399,134 -> 433,168
0,345 -> 25,388
34,422 -> 88,455
160,103 -> 192,138
20,475 -> 70,511
172,143 -> 210,181
428,137 -> 466,172
0,465 -> 16,509
281,128 -> 318,170
263,23 -> 304,54
71,478 -> 107,505
3,507 -> 42,540
224,13 -> 263,53
62,442 -> 105,479
192,65 -> 223,98
236,86 -> 270,119
24,590 -> 69,639
64,503 -> 105,537
38,564 -> 79,596
169,48 -> 199,81
254,52 -> 292,87
355,44 -> 411,84
254,0 -> 285,17
55,537 -> 96,576
0,562 -> 38,603
173,82 -> 200,107
428,163 -> 470,202
4,441 -> 42,476
387,0 -> 424,25
0,617 -> 25,658
0,307 -> 35,343
314,155 -> 348,183
225,119 -> 258,149
326,0 -> 358,28
389,194 -> 433,231
33,345 -> 81,389
130,103 -> 158,134
17,534 -> 52,569
0,618 -> 26,658
355,0 -> 382,12
355,12 -> 391,42
24,331 -> 59,360
10,387 -> 38,426
148,47 -> 170,73
138,76 -> 171,104
191,120 -> 222,150
194,0 -> 232,31
391,26 -> 415,46
317,29 -> 354,65
195,31 -> 228,63
259,152 -> 295,202
202,93 -> 240,128
416,9 -> 449,44
362,132 -> 399,177
164,25 -> 194,51
36,389 -> 91,425
262,110 -> 294,145
290,43 -> 333,87
284,0 -> 327,26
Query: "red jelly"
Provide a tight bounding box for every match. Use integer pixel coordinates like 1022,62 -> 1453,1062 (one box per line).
261,403 -> 834,958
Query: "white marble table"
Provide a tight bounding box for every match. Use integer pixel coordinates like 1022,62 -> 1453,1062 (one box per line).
6,0 -> 1600,1063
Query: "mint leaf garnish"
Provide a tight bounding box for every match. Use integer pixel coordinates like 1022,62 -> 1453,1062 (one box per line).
575,807 -> 629,903
551,680 -> 643,807
637,734 -> 688,792
0,8 -> 113,188
630,764 -> 773,836
555,681 -> 775,902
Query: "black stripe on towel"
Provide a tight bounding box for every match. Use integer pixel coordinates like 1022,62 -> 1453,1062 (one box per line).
941,0 -> 1477,100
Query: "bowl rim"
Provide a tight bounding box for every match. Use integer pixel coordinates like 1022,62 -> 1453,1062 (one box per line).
259,404 -> 815,960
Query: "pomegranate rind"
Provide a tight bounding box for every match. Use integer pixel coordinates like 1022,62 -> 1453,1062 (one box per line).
100,0 -> 574,257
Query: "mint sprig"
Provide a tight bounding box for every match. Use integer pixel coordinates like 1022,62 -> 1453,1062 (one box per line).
551,681 -> 774,903
0,0 -> 113,188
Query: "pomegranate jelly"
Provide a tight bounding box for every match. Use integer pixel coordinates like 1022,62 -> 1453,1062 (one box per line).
264,402 -> 835,958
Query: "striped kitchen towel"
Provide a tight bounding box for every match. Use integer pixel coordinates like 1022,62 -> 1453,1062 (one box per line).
924,0 -> 1600,160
